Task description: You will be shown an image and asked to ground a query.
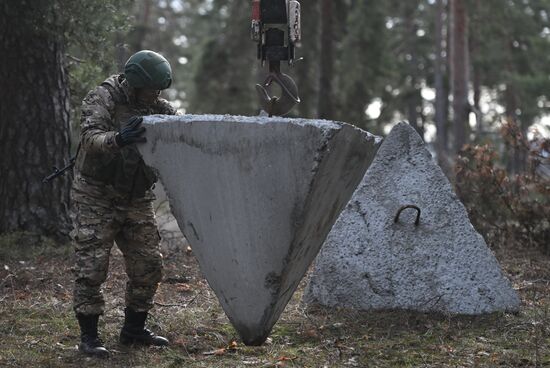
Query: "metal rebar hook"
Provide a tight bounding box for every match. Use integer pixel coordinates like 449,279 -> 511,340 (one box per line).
394,205 -> 421,226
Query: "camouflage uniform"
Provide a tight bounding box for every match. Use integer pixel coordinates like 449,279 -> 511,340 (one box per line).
71,74 -> 177,315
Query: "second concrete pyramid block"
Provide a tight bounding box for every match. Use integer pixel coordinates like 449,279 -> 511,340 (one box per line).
304,122 -> 520,315
138,114 -> 381,345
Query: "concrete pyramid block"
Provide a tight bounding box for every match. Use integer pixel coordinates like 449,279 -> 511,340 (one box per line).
138,114 -> 381,345
304,122 -> 520,314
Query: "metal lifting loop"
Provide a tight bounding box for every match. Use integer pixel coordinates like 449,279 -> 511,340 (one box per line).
394,205 -> 421,226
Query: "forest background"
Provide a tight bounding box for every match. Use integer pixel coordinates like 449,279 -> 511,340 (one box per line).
1,1 -> 550,367
1,0 -> 549,248
0,0 -> 549,246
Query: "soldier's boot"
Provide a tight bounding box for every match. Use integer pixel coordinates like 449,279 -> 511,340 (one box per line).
119,308 -> 169,346
76,313 -> 110,358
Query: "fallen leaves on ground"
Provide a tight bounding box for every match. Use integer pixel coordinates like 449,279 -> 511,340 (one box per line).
203,340 -> 239,356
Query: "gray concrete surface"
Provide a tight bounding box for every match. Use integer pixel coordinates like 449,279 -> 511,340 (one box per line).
304,122 -> 520,314
138,114 -> 381,345
153,183 -> 189,257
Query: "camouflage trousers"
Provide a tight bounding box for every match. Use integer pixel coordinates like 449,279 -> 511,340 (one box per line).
70,175 -> 162,315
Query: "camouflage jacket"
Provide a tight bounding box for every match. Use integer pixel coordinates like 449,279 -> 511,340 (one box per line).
74,74 -> 177,199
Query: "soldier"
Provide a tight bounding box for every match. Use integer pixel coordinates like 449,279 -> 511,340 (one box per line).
71,50 -> 177,357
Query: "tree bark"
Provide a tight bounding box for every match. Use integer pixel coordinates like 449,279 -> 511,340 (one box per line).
404,2 -> 424,138
295,0 -> 320,119
317,0 -> 334,119
0,2 -> 72,238
504,84 -> 526,174
470,0 -> 483,136
434,0 -> 448,160
449,0 -> 470,154
129,0 -> 153,53
115,32 -> 128,73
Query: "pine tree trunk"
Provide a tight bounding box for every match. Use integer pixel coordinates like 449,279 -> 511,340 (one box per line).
115,32 -> 128,73
225,0 -> 258,115
470,0 -> 483,136
472,63 -> 482,134
404,2 -> 423,138
505,84 -> 526,174
503,34 -> 526,174
295,0 -> 320,119
434,0 -> 448,159
317,0 -> 334,119
129,0 -> 152,52
0,2 -> 72,238
449,0 -> 470,154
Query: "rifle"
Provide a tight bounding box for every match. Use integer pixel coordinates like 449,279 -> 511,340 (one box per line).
42,143 -> 80,183
42,156 -> 77,183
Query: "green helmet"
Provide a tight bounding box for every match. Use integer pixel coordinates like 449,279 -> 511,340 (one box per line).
124,50 -> 172,90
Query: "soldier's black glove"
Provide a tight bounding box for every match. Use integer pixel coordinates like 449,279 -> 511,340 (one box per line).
115,116 -> 146,147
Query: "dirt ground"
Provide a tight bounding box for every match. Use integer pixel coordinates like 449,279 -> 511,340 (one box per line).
0,235 -> 549,368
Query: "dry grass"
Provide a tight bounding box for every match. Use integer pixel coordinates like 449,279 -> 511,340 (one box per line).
0,236 -> 549,367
